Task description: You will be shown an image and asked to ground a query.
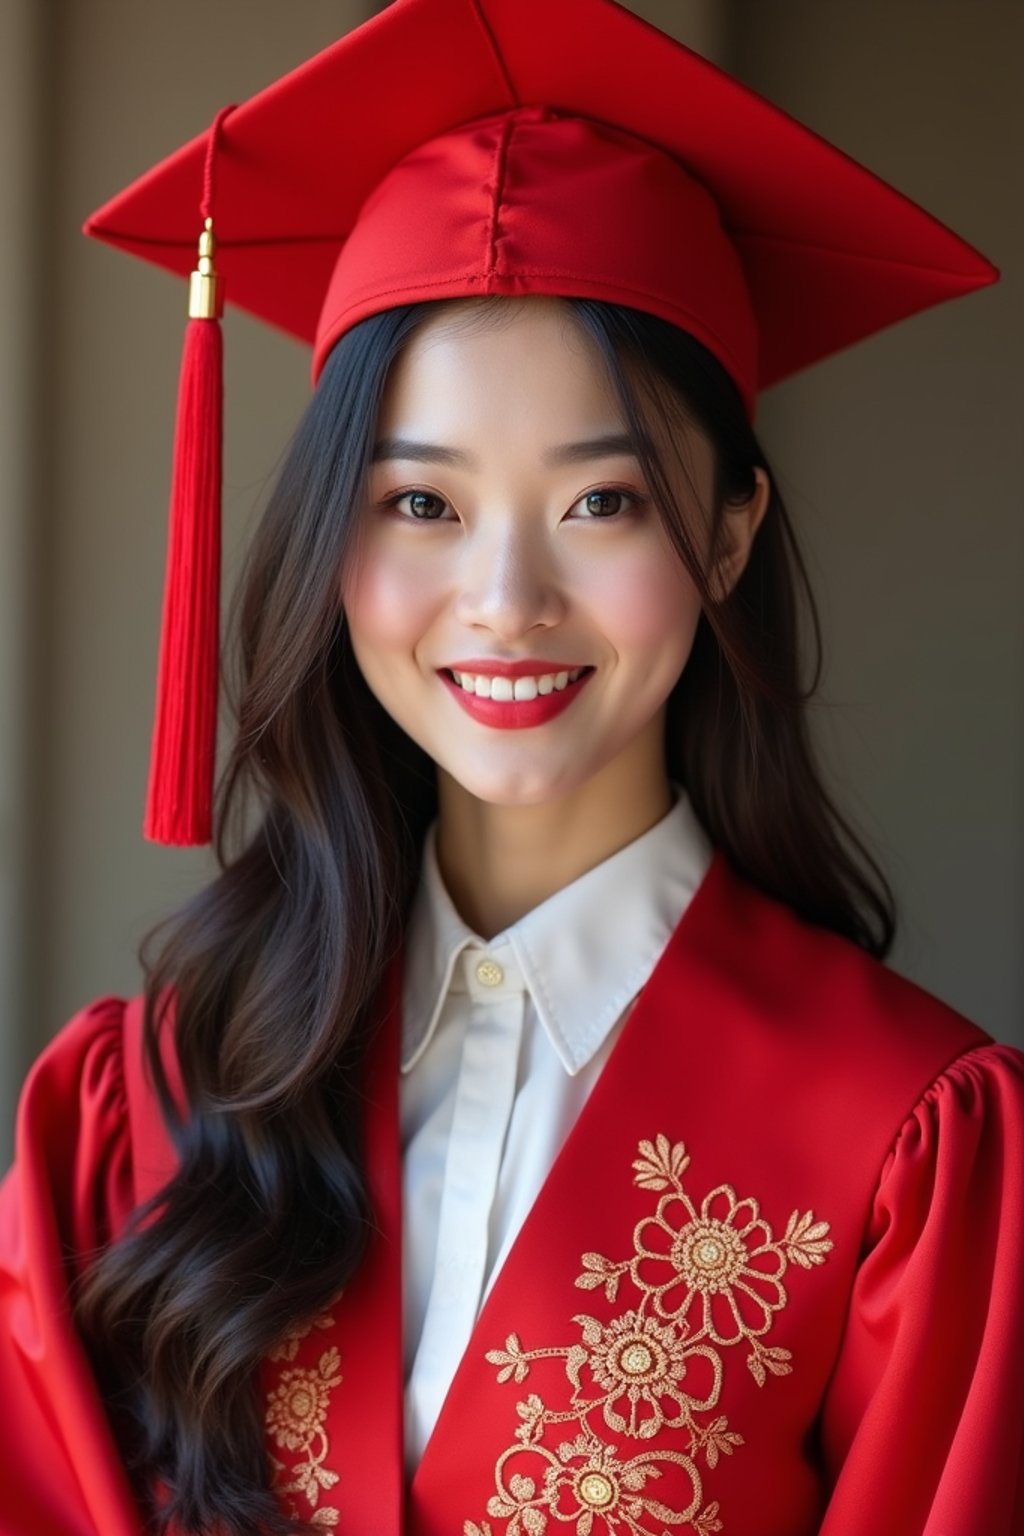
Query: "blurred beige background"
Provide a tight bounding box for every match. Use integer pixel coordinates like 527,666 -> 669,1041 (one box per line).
1,0 -> 1021,1158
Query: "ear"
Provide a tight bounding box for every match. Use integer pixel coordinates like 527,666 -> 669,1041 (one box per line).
711,467 -> 771,602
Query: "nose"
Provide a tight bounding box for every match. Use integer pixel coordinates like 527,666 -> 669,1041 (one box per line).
452,516 -> 567,641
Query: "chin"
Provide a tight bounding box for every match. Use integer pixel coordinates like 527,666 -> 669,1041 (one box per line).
439,756 -> 588,808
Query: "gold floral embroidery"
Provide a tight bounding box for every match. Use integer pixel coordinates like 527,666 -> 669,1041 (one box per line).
466,1134 -> 833,1536
269,1310 -> 336,1364
265,1310 -> 343,1528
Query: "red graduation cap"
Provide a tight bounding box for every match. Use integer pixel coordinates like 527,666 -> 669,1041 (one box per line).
83,0 -> 998,848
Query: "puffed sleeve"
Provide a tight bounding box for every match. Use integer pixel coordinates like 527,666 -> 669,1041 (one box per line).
0,997 -> 144,1535
818,1041 -> 1024,1535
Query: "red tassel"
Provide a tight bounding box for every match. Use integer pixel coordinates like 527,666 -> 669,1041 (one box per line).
144,240 -> 223,846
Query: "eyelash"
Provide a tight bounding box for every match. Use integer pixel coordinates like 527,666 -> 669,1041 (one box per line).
379,485 -> 648,524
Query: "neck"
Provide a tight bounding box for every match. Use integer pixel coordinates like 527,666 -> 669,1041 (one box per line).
433,728 -> 675,939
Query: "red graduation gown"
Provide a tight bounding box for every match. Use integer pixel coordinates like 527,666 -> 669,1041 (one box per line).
2,849 -> 1022,1535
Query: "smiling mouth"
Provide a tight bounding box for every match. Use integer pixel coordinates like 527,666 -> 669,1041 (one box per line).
442,666 -> 594,701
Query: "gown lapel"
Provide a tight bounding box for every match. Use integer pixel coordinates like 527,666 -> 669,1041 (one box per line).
259,951 -> 406,1533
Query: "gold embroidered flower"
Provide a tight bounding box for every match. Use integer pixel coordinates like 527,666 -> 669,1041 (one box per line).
472,1133 -> 833,1535
266,1348 -> 342,1453
632,1184 -> 791,1345
573,1310 -> 721,1439
485,1430 -> 702,1536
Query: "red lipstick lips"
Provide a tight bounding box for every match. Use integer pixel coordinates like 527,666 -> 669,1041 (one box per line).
438,664 -> 595,729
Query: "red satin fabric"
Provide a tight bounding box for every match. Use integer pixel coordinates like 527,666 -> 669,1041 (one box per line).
818,1050 -> 1024,1533
1,856 -> 1022,1534
312,105 -> 758,412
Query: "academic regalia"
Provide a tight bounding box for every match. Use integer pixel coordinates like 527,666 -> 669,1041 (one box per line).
4,0 -> 1016,1532
2,846 -> 1022,1534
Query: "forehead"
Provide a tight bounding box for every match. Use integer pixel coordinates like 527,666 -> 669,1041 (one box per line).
377,296 -> 624,429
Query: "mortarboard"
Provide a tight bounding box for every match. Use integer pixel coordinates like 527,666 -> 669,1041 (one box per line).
83,0 -> 999,848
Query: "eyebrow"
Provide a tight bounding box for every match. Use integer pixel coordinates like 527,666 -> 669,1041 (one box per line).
370,432 -> 640,469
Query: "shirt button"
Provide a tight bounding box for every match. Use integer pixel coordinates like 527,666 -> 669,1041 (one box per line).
475,957 -> 505,987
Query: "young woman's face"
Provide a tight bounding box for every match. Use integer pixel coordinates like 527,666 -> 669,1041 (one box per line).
340,297 -> 719,808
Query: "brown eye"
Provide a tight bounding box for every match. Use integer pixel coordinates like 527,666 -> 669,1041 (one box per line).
575,488 -> 643,520
585,491 -> 622,517
408,491 -> 446,520
387,490 -> 449,520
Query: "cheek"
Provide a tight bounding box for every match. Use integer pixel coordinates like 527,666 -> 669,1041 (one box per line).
341,535 -> 438,655
585,540 -> 702,664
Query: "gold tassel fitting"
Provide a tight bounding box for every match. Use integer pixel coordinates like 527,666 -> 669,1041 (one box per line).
188,217 -> 223,320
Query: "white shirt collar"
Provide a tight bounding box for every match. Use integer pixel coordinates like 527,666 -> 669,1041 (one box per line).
400,784 -> 713,1077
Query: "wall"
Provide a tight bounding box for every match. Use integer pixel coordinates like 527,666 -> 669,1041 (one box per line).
731,0 -> 1023,1040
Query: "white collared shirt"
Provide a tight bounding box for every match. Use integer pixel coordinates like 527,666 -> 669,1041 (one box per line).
399,784 -> 714,1474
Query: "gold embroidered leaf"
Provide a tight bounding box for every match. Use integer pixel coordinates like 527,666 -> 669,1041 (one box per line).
487,1334 -> 530,1384
514,1393 -> 546,1441
565,1344 -> 589,1391
575,1255 -> 611,1284
633,1134 -> 690,1190
509,1475 -> 536,1500
747,1351 -> 766,1388
604,1402 -> 627,1433
694,1501 -> 723,1535
311,1511 -> 340,1528
269,1310 -> 338,1363
784,1208 -> 835,1268
292,1462 -> 334,1498
316,1347 -> 342,1382
703,1415 -> 744,1469
574,1252 -> 625,1303
576,1510 -> 594,1536
522,1508 -> 547,1535
636,1415 -> 659,1440
269,1336 -> 301,1363
464,1523 -> 492,1536
571,1314 -> 604,1345
487,1496 -> 517,1518
762,1346 -> 793,1377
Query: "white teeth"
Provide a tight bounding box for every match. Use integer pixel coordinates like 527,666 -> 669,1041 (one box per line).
450,667 -> 586,699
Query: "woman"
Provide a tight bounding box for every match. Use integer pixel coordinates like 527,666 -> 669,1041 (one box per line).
1,1 -> 1021,1533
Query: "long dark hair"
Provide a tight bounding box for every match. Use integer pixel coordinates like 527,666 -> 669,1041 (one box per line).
74,295 -> 896,1534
